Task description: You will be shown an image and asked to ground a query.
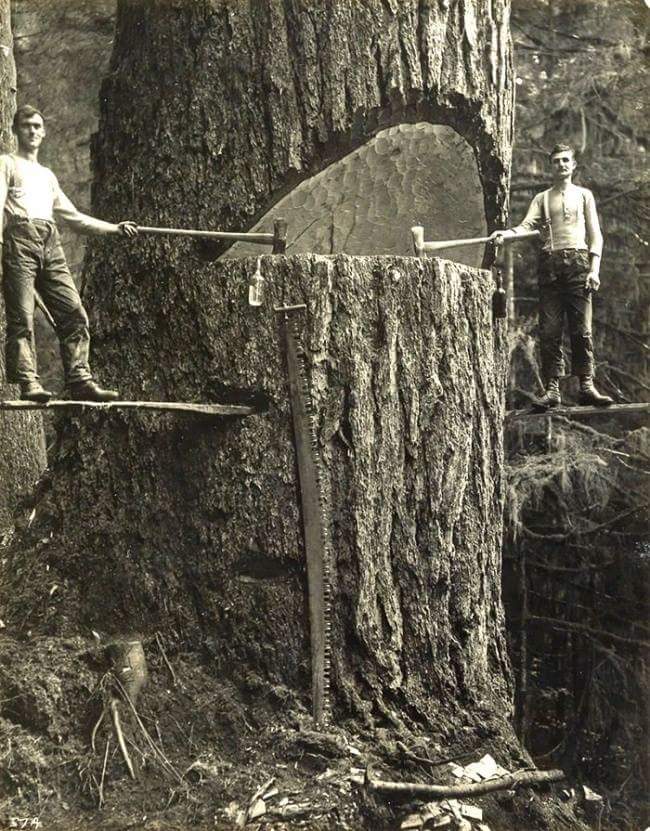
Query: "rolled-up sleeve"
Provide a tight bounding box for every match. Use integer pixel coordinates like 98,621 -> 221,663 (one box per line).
584,189 -> 603,257
53,176 -> 117,235
512,193 -> 544,235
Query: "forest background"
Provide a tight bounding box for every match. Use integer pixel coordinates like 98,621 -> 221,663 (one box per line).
2,0 -> 649,827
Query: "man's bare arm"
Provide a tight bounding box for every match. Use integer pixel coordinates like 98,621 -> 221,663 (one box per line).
490,193 -> 544,243
0,157 -> 9,247
584,190 -> 603,290
53,179 -> 137,238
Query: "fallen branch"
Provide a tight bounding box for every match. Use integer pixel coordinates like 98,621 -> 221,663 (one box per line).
365,766 -> 565,798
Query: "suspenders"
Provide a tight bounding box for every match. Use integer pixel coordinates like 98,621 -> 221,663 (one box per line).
542,189 -> 553,249
541,187 -> 587,251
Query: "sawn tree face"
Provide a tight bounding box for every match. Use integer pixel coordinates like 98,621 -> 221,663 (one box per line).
21,0 -> 515,722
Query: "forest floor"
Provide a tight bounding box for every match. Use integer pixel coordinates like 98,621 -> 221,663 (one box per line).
0,623 -> 601,831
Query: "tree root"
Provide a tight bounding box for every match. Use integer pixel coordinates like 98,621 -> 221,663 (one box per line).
98,739 -> 110,808
89,637 -> 149,782
88,634 -> 185,801
365,766 -> 565,798
110,697 -> 136,780
91,709 -> 105,754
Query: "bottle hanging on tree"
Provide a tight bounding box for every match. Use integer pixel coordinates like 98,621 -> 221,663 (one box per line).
248,257 -> 265,307
491,239 -> 507,320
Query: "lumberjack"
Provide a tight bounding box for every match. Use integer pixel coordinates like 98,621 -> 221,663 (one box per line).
491,143 -> 613,409
0,104 -> 138,403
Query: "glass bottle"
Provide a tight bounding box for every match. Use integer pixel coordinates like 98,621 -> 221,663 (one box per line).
248,257 -> 265,307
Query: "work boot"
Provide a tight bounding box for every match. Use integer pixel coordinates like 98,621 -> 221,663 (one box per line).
20,380 -> 53,403
578,375 -> 613,407
533,377 -> 562,410
67,379 -> 119,403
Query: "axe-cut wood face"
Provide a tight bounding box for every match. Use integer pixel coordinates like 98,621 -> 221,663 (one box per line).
222,124 -> 487,269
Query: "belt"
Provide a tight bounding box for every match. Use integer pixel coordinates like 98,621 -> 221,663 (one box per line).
544,248 -> 588,255
7,216 -> 56,228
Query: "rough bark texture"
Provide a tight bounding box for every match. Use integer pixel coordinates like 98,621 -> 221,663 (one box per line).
16,253 -> 512,724
92,0 -> 514,237
8,0 -> 514,721
0,0 -> 46,530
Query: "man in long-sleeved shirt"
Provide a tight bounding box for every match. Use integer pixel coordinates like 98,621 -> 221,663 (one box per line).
0,104 -> 138,402
492,143 -> 612,408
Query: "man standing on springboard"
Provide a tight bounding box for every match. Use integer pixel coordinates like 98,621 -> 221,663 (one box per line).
0,104 -> 138,403
492,143 -> 613,409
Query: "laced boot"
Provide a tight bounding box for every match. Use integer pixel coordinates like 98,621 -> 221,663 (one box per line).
20,380 -> 53,403
578,375 -> 613,407
68,379 -> 119,403
534,377 -> 562,410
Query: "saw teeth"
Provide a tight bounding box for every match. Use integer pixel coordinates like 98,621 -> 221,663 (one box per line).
284,319 -> 333,725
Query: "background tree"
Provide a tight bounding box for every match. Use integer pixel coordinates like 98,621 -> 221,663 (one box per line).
0,0 -> 45,531
504,2 -> 649,826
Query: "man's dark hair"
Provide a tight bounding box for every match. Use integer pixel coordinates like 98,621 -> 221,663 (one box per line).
12,105 -> 44,130
549,143 -> 575,159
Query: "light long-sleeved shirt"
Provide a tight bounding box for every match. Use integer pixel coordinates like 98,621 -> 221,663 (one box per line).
510,184 -> 603,257
0,153 -> 118,243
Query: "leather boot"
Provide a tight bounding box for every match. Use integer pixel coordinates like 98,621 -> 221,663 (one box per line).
20,380 -> 53,403
68,379 -> 119,403
578,375 -> 613,406
534,377 -> 562,410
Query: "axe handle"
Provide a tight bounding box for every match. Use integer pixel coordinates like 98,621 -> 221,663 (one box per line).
136,226 -> 274,244
135,218 -> 287,252
411,226 -> 540,256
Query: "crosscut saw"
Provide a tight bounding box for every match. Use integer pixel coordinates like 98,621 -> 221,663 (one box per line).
276,303 -> 332,724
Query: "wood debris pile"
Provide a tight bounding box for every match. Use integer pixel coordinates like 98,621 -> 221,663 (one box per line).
400,799 -> 488,830
398,754 -> 523,830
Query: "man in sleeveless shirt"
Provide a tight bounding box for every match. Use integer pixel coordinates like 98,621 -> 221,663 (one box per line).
0,105 -> 138,403
492,143 -> 613,409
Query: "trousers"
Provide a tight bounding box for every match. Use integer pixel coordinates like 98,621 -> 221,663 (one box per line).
538,249 -> 594,380
1,218 -> 92,385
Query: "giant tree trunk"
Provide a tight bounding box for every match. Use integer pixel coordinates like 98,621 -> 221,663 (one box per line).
0,0 -> 45,529
2,6 -> 595,829
8,0 -> 516,741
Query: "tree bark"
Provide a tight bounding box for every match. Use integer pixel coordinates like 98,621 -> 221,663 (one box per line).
0,0 -> 46,530
8,0 -> 515,725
